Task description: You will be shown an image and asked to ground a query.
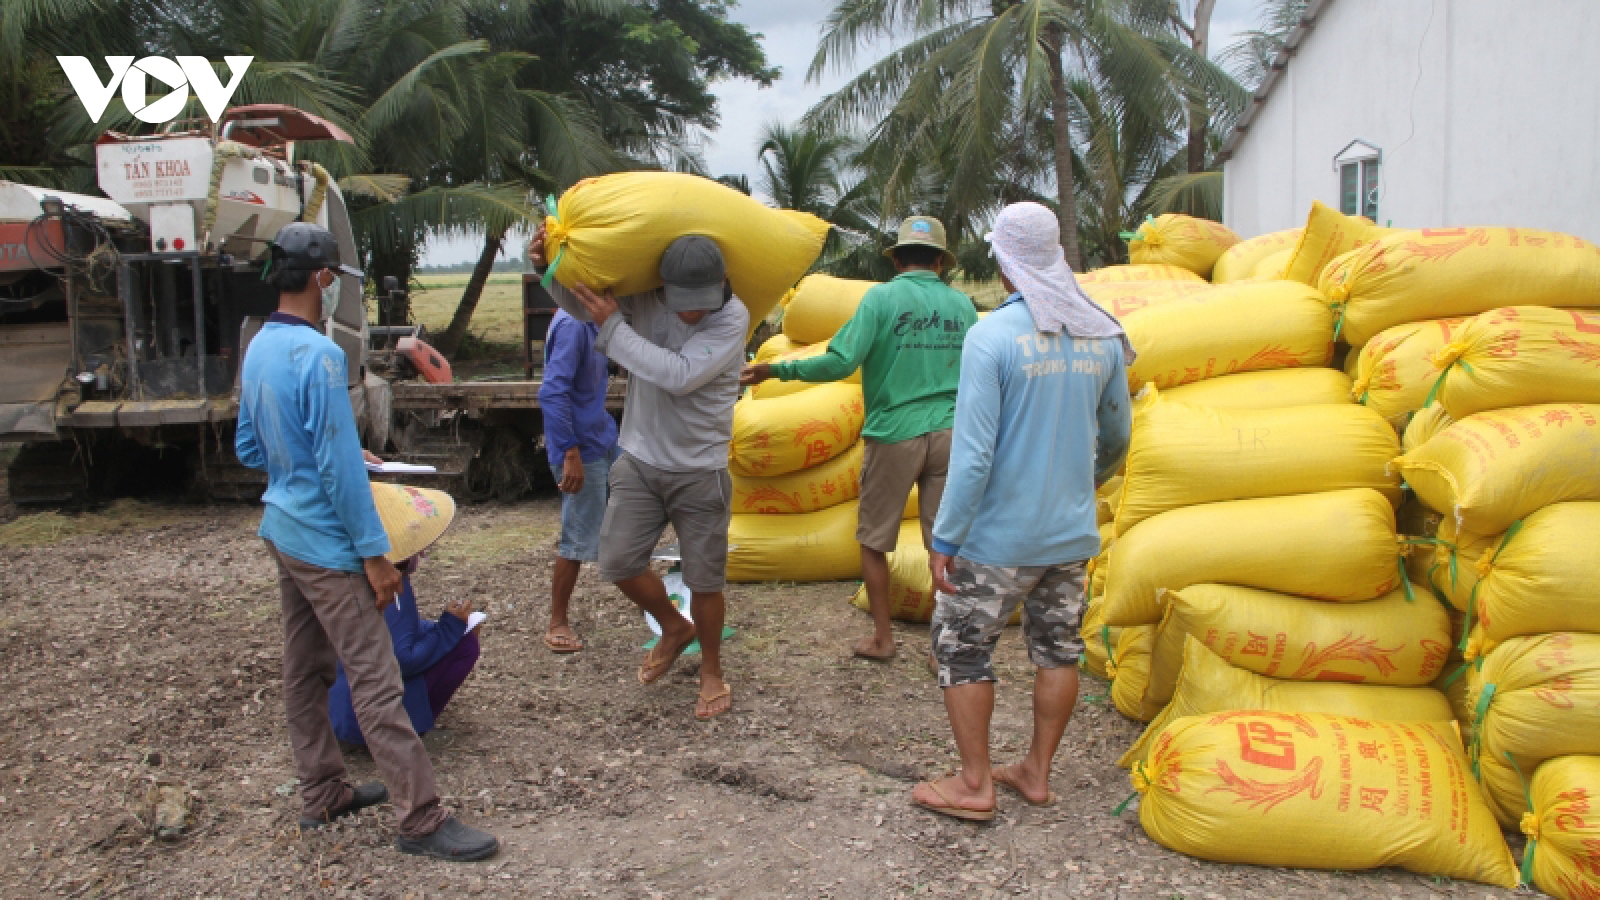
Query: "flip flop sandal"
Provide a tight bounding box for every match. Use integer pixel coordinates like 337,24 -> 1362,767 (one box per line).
912,781 -> 995,822
695,685 -> 733,720
992,768 -> 1057,807
544,630 -> 584,654
852,645 -> 896,662
637,632 -> 694,685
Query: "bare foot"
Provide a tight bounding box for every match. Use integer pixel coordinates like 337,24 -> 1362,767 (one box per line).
992,763 -> 1056,806
911,774 -> 994,821
852,635 -> 896,660
544,624 -> 583,653
695,673 -> 732,720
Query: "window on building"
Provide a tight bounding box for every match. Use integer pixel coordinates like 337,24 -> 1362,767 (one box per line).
1341,159 -> 1380,219
1334,140 -> 1382,221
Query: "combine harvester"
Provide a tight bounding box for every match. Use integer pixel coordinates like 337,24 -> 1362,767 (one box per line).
0,104 -> 616,504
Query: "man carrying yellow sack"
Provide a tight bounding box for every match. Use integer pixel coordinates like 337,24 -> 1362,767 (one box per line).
529,223 -> 747,720
742,217 -> 977,660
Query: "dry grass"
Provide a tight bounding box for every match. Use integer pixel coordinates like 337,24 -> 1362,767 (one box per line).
388,273 -> 526,346
0,499 -> 197,547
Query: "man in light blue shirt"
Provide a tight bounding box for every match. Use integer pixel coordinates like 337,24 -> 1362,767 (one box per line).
913,203 -> 1132,821
237,223 -> 498,861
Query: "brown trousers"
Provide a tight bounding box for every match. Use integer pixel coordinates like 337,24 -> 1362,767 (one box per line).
267,542 -> 449,838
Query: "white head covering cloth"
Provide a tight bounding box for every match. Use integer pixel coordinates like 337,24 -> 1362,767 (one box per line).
987,202 -> 1135,362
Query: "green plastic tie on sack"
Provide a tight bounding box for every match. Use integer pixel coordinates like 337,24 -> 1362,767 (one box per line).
1469,682 -> 1497,778
540,193 -> 564,290
1101,625 -> 1115,671
1332,305 -> 1347,343
1397,556 -> 1415,603
1119,231 -> 1140,242
1438,660 -> 1470,690
1111,789 -> 1139,817
1506,751 -> 1538,887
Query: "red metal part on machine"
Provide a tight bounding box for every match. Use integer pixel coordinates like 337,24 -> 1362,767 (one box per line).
396,337 -> 453,384
0,220 -> 66,273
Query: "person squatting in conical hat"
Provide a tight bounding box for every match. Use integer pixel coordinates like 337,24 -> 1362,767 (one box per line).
912,202 -> 1134,821
236,222 -> 499,860
327,484 -> 483,750
529,223 -> 744,721
741,217 -> 977,662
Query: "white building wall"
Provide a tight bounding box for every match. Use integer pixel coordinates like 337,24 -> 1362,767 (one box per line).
1223,0 -> 1600,243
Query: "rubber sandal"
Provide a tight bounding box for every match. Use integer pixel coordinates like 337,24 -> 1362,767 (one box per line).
912,780 -> 995,822
992,767 -> 1057,807
544,629 -> 584,654
695,685 -> 733,720
852,642 -> 896,662
638,631 -> 694,685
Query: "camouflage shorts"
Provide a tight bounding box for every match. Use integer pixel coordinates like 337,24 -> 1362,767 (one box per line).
930,558 -> 1087,688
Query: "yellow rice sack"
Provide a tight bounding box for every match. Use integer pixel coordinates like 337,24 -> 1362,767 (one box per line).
543,172 -> 829,335
1110,626 -> 1156,721
1282,200 -> 1389,286
1133,711 -> 1517,887
730,439 -> 862,514
902,486 -> 919,520
1421,516 -> 1494,613
1114,394 -> 1400,534
1122,636 -> 1454,768
750,342 -> 861,400
1468,633 -> 1600,825
780,274 -> 874,345
727,501 -> 862,583
1087,522 -> 1114,597
850,520 -> 931,622
1433,307 -> 1600,419
1524,755 -> 1600,900
729,383 -> 865,478
1350,317 -> 1470,426
1122,281 -> 1334,390
1319,227 -> 1600,348
1076,264 -> 1205,285
1145,584 -> 1451,714
1080,599 -> 1122,680
1078,279 -> 1212,319
1392,403 -> 1600,535
1101,488 -> 1399,627
1161,367 -> 1354,409
1095,477 -> 1122,525
1402,404 -> 1453,453
1212,228 -> 1303,284
1249,248 -> 1292,281
753,332 -> 803,364
1127,214 -> 1240,279
1464,503 -> 1600,645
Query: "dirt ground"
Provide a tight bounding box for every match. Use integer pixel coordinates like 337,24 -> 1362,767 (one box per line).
0,478 -> 1528,898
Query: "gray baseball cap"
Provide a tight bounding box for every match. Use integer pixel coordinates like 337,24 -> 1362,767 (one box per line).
660,235 -> 727,312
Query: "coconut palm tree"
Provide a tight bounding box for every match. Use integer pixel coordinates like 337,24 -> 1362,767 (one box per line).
807,0 -> 1242,269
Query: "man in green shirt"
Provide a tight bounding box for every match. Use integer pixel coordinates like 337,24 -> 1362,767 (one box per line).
742,217 -> 977,660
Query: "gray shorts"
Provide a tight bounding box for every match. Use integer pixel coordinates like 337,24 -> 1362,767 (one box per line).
930,558 -> 1087,688
857,429 -> 950,553
598,453 -> 733,593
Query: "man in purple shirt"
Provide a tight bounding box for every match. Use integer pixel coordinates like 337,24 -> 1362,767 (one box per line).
538,308 -> 619,653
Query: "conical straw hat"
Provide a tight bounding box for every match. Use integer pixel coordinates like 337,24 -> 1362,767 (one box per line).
370,482 -> 456,563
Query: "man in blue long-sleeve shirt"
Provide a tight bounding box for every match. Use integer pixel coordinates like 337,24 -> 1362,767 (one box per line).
537,308 -> 618,653
913,203 -> 1133,821
237,223 -> 497,861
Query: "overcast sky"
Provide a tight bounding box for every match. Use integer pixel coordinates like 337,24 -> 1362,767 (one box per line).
422,0 -> 1264,266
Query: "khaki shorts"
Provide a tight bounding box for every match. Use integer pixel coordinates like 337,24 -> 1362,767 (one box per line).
598,453 -> 733,593
857,429 -> 949,553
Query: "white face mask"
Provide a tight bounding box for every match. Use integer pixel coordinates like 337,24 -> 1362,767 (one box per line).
319,270 -> 339,321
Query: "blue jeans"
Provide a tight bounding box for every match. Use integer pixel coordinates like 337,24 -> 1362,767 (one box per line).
553,446 -> 618,562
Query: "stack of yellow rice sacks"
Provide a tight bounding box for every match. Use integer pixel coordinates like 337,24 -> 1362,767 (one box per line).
725,274 -> 929,594
1086,208 -> 1600,891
